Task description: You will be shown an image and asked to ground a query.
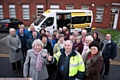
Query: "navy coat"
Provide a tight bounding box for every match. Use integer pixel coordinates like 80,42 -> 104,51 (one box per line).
28,31 -> 40,39
18,33 -> 28,53
26,37 -> 39,50
101,40 -> 117,59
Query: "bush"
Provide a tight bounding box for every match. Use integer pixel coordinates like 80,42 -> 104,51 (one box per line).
98,29 -> 120,48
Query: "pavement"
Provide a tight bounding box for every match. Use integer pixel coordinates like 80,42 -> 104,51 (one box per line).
0,29 -> 120,80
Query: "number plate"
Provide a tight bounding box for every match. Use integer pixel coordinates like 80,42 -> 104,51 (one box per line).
18,24 -> 20,28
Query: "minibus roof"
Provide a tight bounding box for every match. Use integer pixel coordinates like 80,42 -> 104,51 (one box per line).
43,9 -> 92,16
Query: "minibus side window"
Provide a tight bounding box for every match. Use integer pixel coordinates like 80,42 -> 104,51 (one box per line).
86,16 -> 91,23
41,17 -> 54,27
34,15 -> 45,26
72,16 -> 85,24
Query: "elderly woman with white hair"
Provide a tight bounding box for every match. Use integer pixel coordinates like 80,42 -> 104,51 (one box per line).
6,28 -> 23,72
23,39 -> 52,80
81,35 -> 93,58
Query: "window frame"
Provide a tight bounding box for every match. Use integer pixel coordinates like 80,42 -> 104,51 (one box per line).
95,6 -> 104,22
9,4 -> 16,18
81,6 -> 89,10
66,5 -> 74,10
36,5 -> 44,19
0,5 -> 3,19
50,5 -> 59,10
22,5 -> 30,20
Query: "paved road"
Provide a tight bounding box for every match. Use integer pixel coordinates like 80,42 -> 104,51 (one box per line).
0,32 -> 9,54
0,30 -> 120,80
0,32 -> 23,78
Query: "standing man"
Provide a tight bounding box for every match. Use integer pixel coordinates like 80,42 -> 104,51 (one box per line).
51,40 -> 85,80
18,28 -> 28,63
101,34 -> 117,79
28,25 -> 40,38
16,24 -> 29,38
6,28 -> 23,72
27,31 -> 39,50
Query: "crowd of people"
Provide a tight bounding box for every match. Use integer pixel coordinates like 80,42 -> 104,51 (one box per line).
6,24 -> 117,80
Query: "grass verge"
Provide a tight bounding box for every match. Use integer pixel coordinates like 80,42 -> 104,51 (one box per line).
98,29 -> 120,48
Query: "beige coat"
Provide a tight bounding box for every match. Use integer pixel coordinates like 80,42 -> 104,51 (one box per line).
53,42 -> 61,54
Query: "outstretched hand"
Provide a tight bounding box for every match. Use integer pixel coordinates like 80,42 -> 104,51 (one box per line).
43,53 -> 48,58
48,56 -> 53,61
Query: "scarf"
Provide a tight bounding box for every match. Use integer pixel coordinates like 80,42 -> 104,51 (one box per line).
11,35 -> 16,37
81,44 -> 90,58
33,49 -> 43,71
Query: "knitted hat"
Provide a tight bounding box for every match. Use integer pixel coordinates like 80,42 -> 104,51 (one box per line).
89,41 -> 100,51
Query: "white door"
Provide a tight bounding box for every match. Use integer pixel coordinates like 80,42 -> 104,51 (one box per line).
110,7 -> 119,29
41,17 -> 55,34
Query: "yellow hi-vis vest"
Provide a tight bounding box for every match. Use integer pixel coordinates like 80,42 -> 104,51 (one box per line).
54,51 -> 85,77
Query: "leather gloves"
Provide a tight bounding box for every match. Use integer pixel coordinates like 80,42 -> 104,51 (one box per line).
16,48 -> 20,52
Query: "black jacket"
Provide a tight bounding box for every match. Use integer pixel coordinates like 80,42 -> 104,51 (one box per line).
43,42 -> 53,56
101,40 -> 117,59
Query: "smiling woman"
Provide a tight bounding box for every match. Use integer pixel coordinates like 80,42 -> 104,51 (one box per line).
23,39 -> 51,80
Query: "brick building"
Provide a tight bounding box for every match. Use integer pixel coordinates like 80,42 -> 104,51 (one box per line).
0,0 -> 120,30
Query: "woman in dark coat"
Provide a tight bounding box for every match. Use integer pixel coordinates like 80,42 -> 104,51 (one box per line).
92,32 -> 100,43
83,41 -> 103,80
73,36 -> 84,54
64,29 -> 70,40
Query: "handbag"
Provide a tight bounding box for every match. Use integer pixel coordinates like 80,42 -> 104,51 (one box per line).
27,57 -> 31,77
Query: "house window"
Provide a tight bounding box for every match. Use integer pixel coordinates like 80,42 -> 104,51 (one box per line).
36,5 -> 44,19
50,5 -> 59,10
96,6 -> 104,22
66,5 -> 74,10
9,5 -> 16,18
81,6 -> 89,10
0,5 -> 3,19
22,5 -> 30,20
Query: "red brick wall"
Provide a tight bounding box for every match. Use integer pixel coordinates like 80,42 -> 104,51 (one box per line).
0,0 -> 120,29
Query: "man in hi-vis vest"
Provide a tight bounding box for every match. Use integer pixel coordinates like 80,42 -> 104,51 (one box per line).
48,40 -> 85,80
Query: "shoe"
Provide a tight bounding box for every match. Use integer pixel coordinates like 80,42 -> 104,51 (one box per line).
19,68 -> 22,71
103,75 -> 107,79
13,70 -> 17,72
